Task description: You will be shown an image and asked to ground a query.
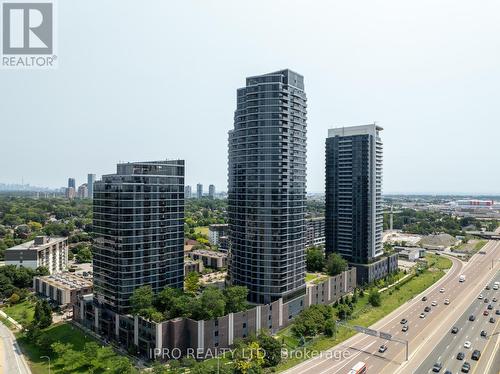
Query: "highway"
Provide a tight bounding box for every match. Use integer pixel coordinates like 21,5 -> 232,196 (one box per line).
415,272 -> 500,374
0,322 -> 31,374
283,240 -> 500,374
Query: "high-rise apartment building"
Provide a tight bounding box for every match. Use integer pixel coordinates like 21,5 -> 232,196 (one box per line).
184,185 -> 192,199
87,174 -> 96,199
208,184 -> 215,199
77,184 -> 88,199
196,183 -> 203,198
68,177 -> 75,189
325,124 -> 395,284
92,160 -> 185,314
228,69 -> 307,304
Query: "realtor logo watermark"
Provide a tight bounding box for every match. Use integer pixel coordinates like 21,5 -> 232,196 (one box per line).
1,0 -> 57,68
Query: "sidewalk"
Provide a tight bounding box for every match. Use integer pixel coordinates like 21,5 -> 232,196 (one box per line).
0,310 -> 22,330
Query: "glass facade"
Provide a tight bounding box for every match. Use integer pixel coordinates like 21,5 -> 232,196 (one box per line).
92,160 -> 185,314
228,69 -> 307,304
325,125 -> 383,264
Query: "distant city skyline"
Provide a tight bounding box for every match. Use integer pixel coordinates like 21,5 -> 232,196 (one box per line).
2,1 -> 500,194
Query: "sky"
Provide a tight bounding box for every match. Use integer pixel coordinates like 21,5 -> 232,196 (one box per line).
1,0 -> 500,194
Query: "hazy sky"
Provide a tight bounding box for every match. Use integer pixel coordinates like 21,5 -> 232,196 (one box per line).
2,1 -> 499,194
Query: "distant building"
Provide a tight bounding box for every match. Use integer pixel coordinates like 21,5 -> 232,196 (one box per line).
65,187 -> 76,199
208,184 -> 215,199
325,124 -> 394,284
34,273 -> 93,307
5,236 -> 68,274
188,249 -> 227,270
87,174 -> 96,199
77,184 -> 88,199
196,183 -> 203,198
394,246 -> 426,262
305,217 -> 325,248
68,178 -> 75,189
184,185 -> 192,199
208,224 -> 229,246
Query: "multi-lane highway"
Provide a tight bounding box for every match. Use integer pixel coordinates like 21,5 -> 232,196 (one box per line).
284,240 -> 500,374
415,272 -> 500,374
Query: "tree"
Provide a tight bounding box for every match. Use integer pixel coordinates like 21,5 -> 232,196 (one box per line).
195,286 -> 226,320
368,289 -> 381,307
326,253 -> 348,276
130,285 -> 154,315
224,286 -> 248,313
154,287 -> 182,314
184,272 -> 200,295
336,303 -> 352,320
8,292 -> 20,304
292,305 -> 333,338
34,299 -> 52,328
233,340 -> 264,374
324,319 -> 336,337
257,332 -> 282,367
306,247 -> 325,272
76,246 -> 92,263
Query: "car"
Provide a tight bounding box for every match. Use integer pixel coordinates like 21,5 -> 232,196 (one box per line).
432,362 -> 443,372
484,298 -> 489,303
456,352 -> 465,360
494,285 -> 499,290
486,285 -> 491,290
451,326 -> 459,334
464,341 -> 471,349
444,371 -> 452,374
478,294 -> 484,299
440,288 -> 445,293
496,309 -> 500,315
420,312 -> 426,318
378,344 -> 388,353
461,362 -> 471,373
432,301 -> 438,306
471,349 -> 481,360
488,304 -> 493,310
444,298 -> 450,305
425,306 -> 431,312
480,330 -> 487,337
493,297 -> 497,302
402,325 -> 409,332
422,296 -> 428,301
490,317 -> 496,323
483,310 -> 489,316
400,318 -> 408,324
469,315 -> 475,321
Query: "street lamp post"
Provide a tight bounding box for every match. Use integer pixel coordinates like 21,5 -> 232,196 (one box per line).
40,356 -> 51,374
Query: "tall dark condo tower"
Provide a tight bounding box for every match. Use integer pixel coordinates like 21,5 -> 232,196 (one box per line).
325,124 -> 390,284
228,69 -> 307,304
92,160 -> 185,314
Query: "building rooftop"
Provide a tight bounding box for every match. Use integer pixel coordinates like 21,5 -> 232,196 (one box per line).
7,236 -> 67,252
36,272 -> 92,291
191,249 -> 227,258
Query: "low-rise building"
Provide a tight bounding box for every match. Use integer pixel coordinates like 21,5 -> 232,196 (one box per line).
208,224 -> 229,246
184,257 -> 204,274
188,249 -> 227,269
34,273 -> 93,307
394,246 -> 426,262
5,236 -> 68,274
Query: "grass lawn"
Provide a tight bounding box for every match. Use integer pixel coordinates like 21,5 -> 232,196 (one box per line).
305,273 -> 328,284
2,299 -> 35,326
275,263 -> 450,371
194,226 -> 209,236
17,322 -> 100,374
426,253 -> 453,270
474,240 -> 487,251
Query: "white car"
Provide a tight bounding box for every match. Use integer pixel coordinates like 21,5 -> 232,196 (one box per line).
432,301 -> 437,306
464,341 -> 471,349
440,288 -> 445,293
444,298 -> 450,305
478,294 -> 484,300
420,313 -> 426,318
